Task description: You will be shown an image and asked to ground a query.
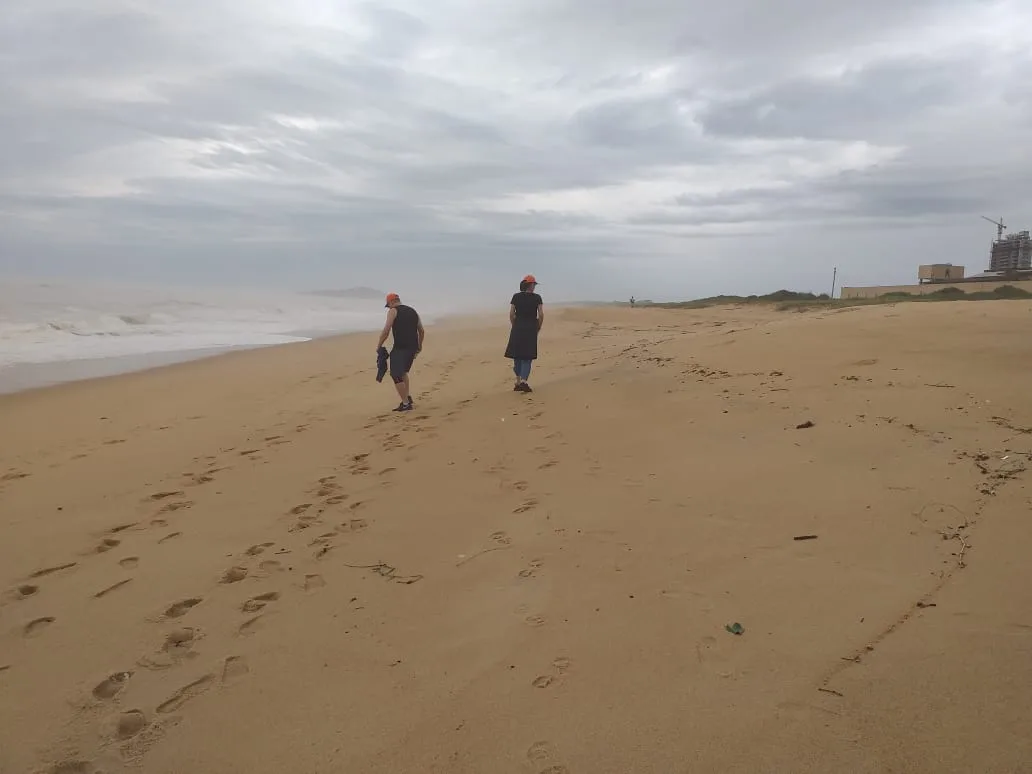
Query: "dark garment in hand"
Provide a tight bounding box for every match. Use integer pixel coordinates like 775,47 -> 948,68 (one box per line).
376,346 -> 389,382
505,291 -> 542,361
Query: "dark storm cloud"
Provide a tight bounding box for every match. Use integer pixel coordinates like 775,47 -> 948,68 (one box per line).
0,0 -> 1029,297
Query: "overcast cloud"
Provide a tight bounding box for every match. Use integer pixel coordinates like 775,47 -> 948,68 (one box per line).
1,0 -> 1030,300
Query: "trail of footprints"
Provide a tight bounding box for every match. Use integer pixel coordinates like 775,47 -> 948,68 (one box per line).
11,396 -> 564,770
4,477 -> 211,615
68,462 -> 388,766
3,423 -> 386,769
69,460 -> 387,762
31,517 -> 334,769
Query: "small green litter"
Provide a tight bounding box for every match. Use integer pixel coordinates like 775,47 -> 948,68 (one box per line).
725,622 -> 744,636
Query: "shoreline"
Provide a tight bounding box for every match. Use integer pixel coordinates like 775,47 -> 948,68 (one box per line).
0,310 -> 503,401
0,304 -> 576,397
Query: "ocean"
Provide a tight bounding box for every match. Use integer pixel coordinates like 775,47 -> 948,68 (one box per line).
0,279 -> 435,392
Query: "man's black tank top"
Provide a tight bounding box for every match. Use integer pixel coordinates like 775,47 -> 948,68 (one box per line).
391,304 -> 420,349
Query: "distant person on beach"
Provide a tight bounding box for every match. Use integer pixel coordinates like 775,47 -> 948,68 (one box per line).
505,275 -> 543,393
377,293 -> 424,412
630,296 -> 635,307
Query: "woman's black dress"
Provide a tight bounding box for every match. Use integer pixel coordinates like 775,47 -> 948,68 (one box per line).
505,291 -> 542,360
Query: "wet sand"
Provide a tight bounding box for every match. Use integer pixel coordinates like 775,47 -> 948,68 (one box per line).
1,301 -> 1031,773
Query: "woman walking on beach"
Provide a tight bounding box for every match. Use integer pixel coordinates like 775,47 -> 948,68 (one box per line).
505,275 -> 544,392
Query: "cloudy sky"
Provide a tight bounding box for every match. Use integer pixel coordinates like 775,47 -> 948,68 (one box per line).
1,0 -> 1030,300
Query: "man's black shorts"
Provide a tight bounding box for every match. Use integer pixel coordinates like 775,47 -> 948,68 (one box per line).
389,348 -> 416,382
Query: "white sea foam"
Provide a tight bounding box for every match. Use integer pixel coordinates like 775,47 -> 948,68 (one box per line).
0,279 -> 429,369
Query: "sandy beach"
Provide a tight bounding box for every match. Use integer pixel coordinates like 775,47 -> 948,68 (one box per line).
2,301 -> 1031,774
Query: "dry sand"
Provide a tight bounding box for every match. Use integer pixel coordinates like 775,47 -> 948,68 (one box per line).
2,301 -> 1031,774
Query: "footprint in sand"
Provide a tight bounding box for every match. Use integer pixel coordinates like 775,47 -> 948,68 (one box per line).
163,628 -> 199,653
518,559 -> 544,579
119,557 -> 139,569
222,655 -> 249,682
94,579 -> 132,599
289,503 -> 313,515
527,741 -> 570,774
23,617 -> 56,637
107,522 -> 138,534
552,657 -> 572,674
237,615 -> 264,636
491,531 -> 512,545
158,531 -> 182,544
304,574 -> 326,591
524,614 -> 546,627
245,542 -> 274,556
538,460 -> 558,470
14,584 -> 39,599
30,562 -> 77,578
164,598 -> 202,619
513,500 -> 538,514
150,518 -> 169,528
289,516 -> 320,532
337,518 -> 368,534
157,500 -> 193,514
219,566 -> 248,584
531,675 -> 554,688
95,538 -> 120,554
527,741 -> 556,763
149,490 -> 184,501
312,543 -> 335,559
259,559 -> 283,574
116,710 -> 148,740
93,671 -> 133,700
241,592 -> 280,613
156,674 -> 214,714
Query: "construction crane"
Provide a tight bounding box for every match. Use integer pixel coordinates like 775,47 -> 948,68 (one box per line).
981,215 -> 1006,242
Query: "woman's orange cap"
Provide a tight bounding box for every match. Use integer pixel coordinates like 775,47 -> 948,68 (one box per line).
522,275 -> 537,284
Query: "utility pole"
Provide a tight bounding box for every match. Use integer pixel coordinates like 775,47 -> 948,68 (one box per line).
830,267 -> 837,299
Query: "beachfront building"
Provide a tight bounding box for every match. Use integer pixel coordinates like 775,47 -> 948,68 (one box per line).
841,262 -> 1032,299
917,264 -> 965,283
989,231 -> 1032,272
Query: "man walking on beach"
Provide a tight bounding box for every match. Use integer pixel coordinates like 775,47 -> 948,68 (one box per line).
377,293 -> 424,412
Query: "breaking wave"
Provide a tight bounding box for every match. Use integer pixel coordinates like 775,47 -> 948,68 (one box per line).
0,281 -> 412,368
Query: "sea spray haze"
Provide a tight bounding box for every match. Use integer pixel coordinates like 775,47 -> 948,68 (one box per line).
0,278 -> 452,369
